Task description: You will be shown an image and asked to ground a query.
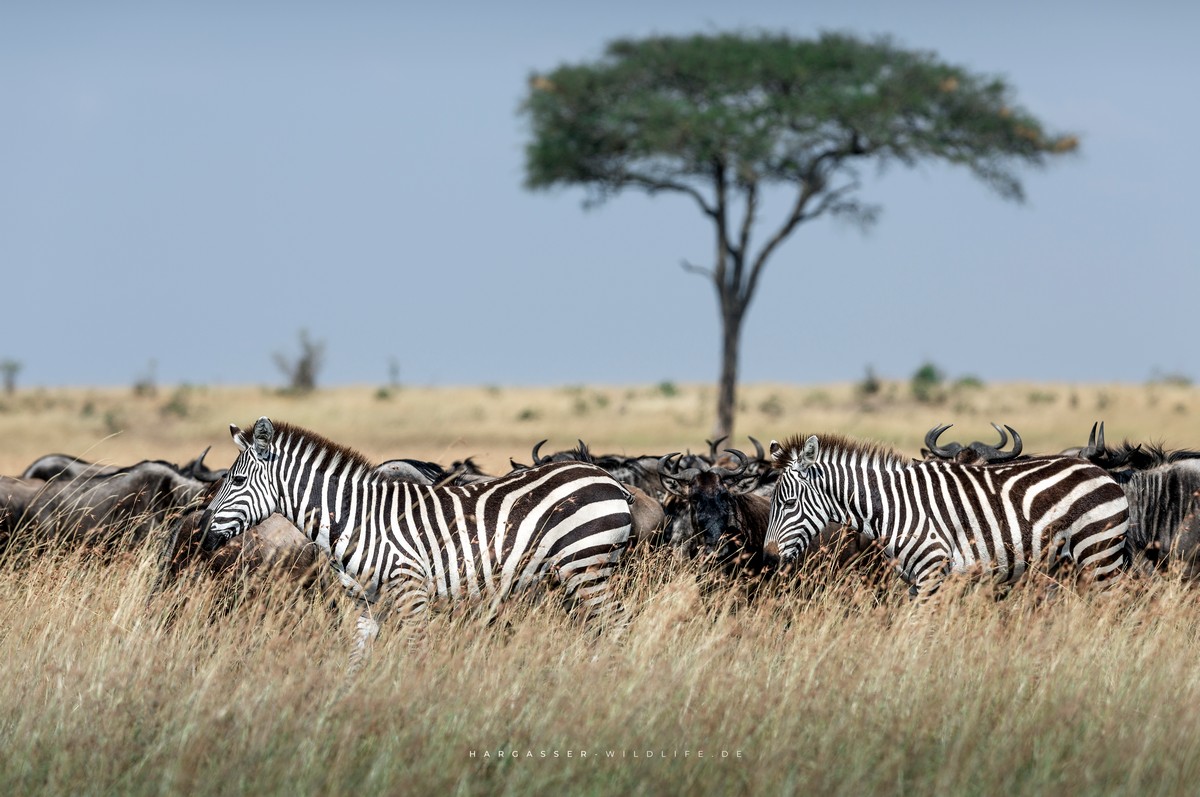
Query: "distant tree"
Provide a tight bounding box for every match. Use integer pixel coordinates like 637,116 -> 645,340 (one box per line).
911,360 -> 946,404
274,329 -> 325,394
0,359 -> 20,395
522,31 -> 1078,438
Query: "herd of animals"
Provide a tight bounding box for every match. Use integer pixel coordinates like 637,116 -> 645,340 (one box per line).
1,416 -> 1198,666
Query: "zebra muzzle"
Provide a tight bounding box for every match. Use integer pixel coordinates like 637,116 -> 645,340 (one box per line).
763,540 -> 781,564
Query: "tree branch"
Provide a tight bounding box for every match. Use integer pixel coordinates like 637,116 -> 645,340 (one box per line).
741,177 -> 820,303
730,180 -> 757,294
799,179 -> 862,223
619,170 -> 718,219
712,157 -> 731,294
680,259 -> 715,279
739,132 -> 877,302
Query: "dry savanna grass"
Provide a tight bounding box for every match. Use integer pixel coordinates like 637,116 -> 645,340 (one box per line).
1,381 -> 1199,795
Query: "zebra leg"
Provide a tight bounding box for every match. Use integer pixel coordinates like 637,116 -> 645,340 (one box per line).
347,604 -> 380,678
908,558 -> 951,608
344,575 -> 434,676
559,558 -> 628,639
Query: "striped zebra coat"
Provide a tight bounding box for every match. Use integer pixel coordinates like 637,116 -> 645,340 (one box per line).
764,434 -> 1129,594
202,418 -> 633,663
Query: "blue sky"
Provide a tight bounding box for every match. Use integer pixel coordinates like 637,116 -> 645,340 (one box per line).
2,1 -> 1195,388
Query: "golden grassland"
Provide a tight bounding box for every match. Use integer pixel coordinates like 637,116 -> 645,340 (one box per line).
1,381 -> 1200,796
0,379 -> 1195,473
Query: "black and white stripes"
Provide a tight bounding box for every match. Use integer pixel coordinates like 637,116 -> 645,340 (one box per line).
764,434 -> 1129,594
202,417 -> 633,659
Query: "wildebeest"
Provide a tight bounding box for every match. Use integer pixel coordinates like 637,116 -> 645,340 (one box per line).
373,456 -> 495,487
1064,422 -> 1200,576
0,458 -> 216,556
156,506 -> 322,593
21,448 -> 226,484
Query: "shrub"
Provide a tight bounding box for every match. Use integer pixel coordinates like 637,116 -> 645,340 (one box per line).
911,361 -> 945,404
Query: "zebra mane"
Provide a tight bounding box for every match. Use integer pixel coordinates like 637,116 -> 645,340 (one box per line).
271,421 -> 374,472
774,433 -> 909,469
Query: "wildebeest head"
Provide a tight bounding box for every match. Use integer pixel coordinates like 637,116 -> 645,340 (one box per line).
658,449 -> 761,551
203,417 -> 279,552
922,422 -> 1023,466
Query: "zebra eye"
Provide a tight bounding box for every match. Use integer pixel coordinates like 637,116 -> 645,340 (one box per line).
232,475 -> 248,487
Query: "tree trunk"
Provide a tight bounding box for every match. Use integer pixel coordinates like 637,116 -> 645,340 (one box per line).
714,304 -> 743,441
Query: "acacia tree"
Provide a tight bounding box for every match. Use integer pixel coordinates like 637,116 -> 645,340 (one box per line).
521,31 -> 1077,438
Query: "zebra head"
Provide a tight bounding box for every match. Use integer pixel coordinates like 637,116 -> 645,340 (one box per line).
202,416 -> 280,552
764,435 -> 835,564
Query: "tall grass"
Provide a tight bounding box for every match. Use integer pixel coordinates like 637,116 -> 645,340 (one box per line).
3,533 -> 1200,795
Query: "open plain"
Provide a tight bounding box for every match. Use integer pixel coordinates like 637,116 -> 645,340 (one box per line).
1,381 -> 1198,796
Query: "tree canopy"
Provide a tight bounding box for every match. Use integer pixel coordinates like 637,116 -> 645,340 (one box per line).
521,31 -> 1077,437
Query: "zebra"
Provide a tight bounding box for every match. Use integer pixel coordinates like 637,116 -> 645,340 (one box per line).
201,417 -> 634,668
763,433 -> 1130,596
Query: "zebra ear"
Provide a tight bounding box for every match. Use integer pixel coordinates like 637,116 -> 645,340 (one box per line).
800,435 -> 820,465
230,423 -> 250,452
769,440 -> 785,465
252,416 -> 275,460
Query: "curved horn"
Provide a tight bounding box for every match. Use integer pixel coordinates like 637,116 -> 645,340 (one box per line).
990,423 -> 1008,450
924,424 -> 961,459
1002,424 -> 1022,459
189,445 -> 226,483
706,436 -> 728,461
748,435 -> 765,461
977,423 -> 1023,463
710,449 -> 749,479
1081,421 -> 1105,459
657,453 -> 702,488
531,440 -> 549,466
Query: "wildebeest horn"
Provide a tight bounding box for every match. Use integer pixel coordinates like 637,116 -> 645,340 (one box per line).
924,424 -> 960,458
983,423 -> 1023,462
657,453 -> 702,486
1005,424 -> 1022,458
710,449 -> 749,479
531,439 -> 549,466
991,423 -> 1008,449
706,436 -> 728,461
1082,421 -> 1106,458
188,446 -> 226,482
748,436 -> 765,461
